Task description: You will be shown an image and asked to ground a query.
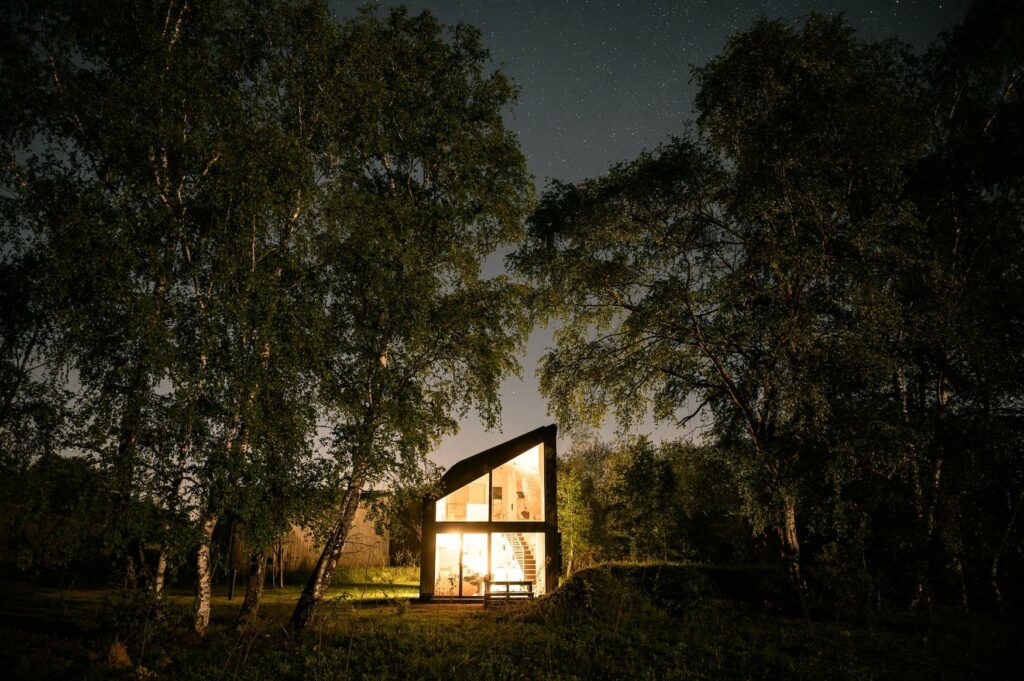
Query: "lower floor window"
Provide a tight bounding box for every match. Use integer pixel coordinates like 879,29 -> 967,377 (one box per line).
434,532 -> 545,597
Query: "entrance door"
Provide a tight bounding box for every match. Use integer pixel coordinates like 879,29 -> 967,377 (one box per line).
434,532 -> 488,597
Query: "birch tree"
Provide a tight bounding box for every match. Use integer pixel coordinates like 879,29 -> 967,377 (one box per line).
514,6 -> 1024,610
289,7 -> 532,631
512,15 -> 924,601
2,0 -> 334,633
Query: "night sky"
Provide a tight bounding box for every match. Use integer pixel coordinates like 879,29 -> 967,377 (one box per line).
329,0 -> 971,469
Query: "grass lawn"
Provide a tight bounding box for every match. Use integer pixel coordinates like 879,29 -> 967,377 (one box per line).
0,565 -> 1020,680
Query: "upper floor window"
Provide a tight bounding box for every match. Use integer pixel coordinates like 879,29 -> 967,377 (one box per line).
434,443 -> 545,523
490,444 -> 543,521
435,473 -> 488,521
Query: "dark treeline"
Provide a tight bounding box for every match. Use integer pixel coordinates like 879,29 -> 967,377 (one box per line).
558,438 -> 754,574
515,1 -> 1024,615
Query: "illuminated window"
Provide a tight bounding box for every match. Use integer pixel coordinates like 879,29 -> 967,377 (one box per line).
461,534 -> 488,596
490,532 -> 545,595
490,445 -> 543,521
434,533 -> 460,597
433,532 -> 490,597
435,474 -> 489,521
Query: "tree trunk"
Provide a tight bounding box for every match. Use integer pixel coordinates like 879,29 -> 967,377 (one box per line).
193,513 -> 219,636
289,471 -> 366,632
990,481 -> 1024,609
111,271 -> 169,588
236,549 -> 267,630
778,494 -> 806,608
277,541 -> 285,588
153,548 -> 167,598
951,544 -> 970,612
911,457 -> 944,609
136,542 -> 151,592
151,544 -> 169,620
112,376 -> 146,588
152,540 -> 166,602
123,552 -> 138,591
193,403 -> 241,636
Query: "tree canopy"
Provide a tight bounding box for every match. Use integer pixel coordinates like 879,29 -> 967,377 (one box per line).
514,4 -> 1024,610
1,0 -> 532,633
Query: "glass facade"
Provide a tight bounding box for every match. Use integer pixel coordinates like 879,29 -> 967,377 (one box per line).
433,532 -> 546,597
430,443 -> 550,597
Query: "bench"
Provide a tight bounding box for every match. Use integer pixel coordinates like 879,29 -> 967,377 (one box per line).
483,580 -> 534,607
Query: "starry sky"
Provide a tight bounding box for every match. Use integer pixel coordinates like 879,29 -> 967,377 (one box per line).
328,0 -> 971,470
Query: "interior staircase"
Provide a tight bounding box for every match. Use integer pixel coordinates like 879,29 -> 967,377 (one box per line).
508,533 -> 537,585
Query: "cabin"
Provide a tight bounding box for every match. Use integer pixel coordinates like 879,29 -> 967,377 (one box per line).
419,425 -> 560,601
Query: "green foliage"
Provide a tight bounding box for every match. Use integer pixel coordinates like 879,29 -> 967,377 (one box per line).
607,438 -> 678,560
1,1 -> 532,625
515,4 -> 1024,612
559,438 -> 755,572
559,438 -> 678,566
557,446 -> 600,573
367,474 -> 441,566
281,5 -> 532,627
307,5 -> 533,489
0,454 -> 110,581
1,0 -> 345,589
664,441 -> 758,565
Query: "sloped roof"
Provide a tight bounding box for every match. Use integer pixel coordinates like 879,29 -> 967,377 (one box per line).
438,424 -> 556,497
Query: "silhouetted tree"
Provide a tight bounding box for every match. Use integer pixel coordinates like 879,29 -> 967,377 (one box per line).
289,7 -> 532,631
515,4 -> 1024,611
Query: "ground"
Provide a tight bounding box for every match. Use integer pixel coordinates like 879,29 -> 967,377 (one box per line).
0,565 -> 1020,680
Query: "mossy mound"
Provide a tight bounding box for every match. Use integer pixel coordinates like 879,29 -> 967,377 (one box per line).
524,563 -> 785,625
